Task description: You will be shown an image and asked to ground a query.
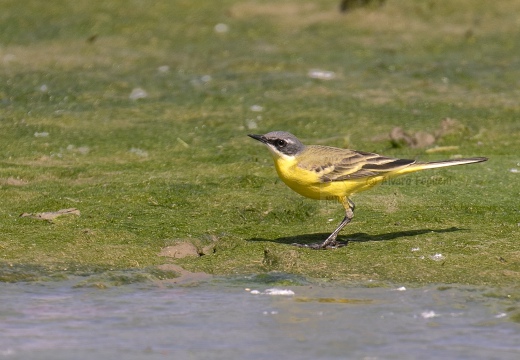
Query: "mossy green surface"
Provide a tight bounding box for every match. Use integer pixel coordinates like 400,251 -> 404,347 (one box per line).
1,0 -> 519,287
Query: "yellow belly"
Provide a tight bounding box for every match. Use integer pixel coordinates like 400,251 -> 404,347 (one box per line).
273,156 -> 384,201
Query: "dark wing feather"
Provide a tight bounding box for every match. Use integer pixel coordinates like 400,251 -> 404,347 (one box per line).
297,146 -> 416,183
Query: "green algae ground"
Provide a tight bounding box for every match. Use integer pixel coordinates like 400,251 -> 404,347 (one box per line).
0,0 -> 519,286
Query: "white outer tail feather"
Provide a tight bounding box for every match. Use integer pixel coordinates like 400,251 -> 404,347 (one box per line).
420,157 -> 487,170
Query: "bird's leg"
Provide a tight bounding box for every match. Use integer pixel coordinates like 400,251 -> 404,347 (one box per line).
318,198 -> 355,249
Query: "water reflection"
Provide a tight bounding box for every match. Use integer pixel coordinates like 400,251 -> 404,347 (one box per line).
0,275 -> 519,359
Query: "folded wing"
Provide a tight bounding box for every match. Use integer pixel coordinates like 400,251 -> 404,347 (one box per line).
297,146 -> 416,183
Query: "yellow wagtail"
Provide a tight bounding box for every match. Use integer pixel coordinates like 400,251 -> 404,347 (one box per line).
248,131 -> 487,249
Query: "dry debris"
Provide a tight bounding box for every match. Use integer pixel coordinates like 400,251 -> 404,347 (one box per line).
389,118 -> 468,149
20,208 -> 80,222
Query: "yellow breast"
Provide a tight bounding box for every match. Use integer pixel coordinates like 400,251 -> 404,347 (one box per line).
272,155 -> 379,201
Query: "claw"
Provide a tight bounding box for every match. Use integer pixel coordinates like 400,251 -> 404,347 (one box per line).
292,241 -> 348,250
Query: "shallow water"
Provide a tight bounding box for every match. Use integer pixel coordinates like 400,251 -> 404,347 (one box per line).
1,275 -> 519,360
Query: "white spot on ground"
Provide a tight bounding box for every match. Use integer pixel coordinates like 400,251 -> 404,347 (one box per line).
308,69 -> 336,80
129,88 -> 148,100
214,23 -> 229,33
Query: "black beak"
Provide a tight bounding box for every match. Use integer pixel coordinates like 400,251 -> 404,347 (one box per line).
248,134 -> 267,144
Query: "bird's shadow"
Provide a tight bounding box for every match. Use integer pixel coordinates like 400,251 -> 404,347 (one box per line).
248,227 -> 465,247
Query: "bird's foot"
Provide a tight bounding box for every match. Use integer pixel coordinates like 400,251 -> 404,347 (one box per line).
291,240 -> 348,250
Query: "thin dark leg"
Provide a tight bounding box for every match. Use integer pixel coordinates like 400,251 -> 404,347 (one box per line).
292,198 -> 355,250
318,199 -> 355,249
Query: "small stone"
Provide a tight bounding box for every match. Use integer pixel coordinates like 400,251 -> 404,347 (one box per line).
129,87 -> 148,100
308,69 -> 336,80
214,23 -> 229,33
159,242 -> 200,259
158,65 -> 170,73
430,253 -> 445,261
34,132 -> 49,137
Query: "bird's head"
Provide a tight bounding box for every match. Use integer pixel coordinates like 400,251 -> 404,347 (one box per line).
248,131 -> 305,159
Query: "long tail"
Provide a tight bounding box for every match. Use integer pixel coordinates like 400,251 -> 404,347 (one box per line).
396,157 -> 487,175
418,157 -> 487,169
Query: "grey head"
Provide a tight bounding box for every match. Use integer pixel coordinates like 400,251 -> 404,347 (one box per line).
248,131 -> 305,157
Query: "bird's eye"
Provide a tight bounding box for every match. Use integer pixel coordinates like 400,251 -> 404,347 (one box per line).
275,139 -> 287,148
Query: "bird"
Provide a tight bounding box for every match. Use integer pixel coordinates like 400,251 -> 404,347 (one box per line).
248,131 -> 487,249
